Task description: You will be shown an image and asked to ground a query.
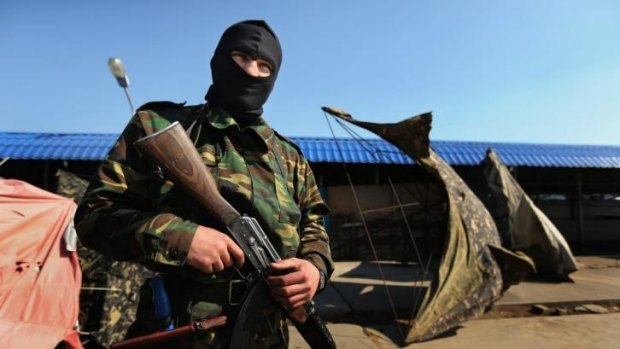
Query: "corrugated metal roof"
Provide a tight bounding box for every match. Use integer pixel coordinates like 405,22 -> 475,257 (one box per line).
0,133 -> 116,161
1,132 -> 620,168
294,137 -> 414,165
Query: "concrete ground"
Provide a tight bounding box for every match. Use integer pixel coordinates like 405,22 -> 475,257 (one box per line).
289,255 -> 620,348
368,313 -> 620,349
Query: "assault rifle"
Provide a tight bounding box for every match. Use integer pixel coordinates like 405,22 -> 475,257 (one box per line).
134,121 -> 336,349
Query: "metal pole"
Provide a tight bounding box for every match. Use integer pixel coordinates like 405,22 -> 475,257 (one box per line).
123,87 -> 135,115
108,58 -> 134,118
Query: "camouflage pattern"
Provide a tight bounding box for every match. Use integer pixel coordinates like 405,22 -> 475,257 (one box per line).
56,169 -> 153,347
482,148 -> 577,280
75,102 -> 332,346
56,169 -> 89,203
323,107 -> 533,343
78,250 -> 152,347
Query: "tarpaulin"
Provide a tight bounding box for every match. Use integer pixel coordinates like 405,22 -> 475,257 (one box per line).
323,107 -> 534,344
482,149 -> 577,280
0,179 -> 82,349
56,169 -> 151,346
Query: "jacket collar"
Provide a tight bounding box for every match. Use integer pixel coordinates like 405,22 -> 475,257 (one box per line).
205,106 -> 274,151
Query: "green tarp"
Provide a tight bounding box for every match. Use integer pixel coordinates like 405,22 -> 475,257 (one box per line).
323,107 -> 533,343
482,149 -> 577,280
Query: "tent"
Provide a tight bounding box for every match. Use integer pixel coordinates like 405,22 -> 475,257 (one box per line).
323,107 -> 534,344
482,149 -> 578,280
0,179 -> 83,348
57,169 -> 151,347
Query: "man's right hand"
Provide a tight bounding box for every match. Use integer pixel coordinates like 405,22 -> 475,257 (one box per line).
186,225 -> 245,273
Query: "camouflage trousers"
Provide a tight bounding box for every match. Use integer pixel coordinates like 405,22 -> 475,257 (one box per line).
125,275 -> 289,348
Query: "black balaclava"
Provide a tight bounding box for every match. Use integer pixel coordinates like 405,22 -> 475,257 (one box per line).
205,20 -> 282,125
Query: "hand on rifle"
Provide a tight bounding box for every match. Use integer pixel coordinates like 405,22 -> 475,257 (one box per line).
186,225 -> 245,273
266,258 -> 320,309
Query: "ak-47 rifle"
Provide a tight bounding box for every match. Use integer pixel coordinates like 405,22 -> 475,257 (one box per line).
134,121 -> 336,349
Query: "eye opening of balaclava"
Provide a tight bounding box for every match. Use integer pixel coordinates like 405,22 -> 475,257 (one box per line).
205,20 -> 282,125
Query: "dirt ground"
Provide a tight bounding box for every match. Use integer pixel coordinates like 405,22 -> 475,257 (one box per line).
480,300 -> 620,319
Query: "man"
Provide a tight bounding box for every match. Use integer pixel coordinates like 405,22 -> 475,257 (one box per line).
76,20 -> 333,348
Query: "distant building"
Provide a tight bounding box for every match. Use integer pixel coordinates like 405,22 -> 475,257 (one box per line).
2,132 -> 620,258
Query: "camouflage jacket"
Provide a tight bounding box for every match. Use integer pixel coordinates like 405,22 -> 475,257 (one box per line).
75,102 -> 333,284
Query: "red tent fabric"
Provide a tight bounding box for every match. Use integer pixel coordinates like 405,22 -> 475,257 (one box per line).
0,179 -> 82,349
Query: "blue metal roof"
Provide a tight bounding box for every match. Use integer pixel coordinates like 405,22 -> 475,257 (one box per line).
1,132 -> 620,168
0,132 -> 117,161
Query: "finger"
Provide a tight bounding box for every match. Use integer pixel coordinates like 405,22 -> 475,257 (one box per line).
212,260 -> 225,272
202,263 -> 213,274
270,283 -> 306,297
220,250 -> 232,268
226,237 -> 245,267
266,271 -> 305,287
289,298 -> 309,310
270,258 -> 300,272
274,293 -> 308,309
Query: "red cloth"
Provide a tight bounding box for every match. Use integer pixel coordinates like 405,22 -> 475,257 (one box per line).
0,179 -> 83,349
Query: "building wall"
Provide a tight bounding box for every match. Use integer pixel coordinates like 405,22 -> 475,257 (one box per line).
320,164 -> 620,258
325,182 -> 447,261
2,159 -> 619,257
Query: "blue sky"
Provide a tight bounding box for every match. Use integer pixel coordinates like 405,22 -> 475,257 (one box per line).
1,1 -> 619,145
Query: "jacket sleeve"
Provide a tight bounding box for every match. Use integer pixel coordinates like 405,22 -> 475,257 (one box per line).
295,156 -> 335,279
75,110 -> 197,268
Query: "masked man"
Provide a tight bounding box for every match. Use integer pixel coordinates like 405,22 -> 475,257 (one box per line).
76,20 -> 333,348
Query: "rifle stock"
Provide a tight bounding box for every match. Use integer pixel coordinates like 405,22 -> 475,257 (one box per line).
134,122 -> 240,227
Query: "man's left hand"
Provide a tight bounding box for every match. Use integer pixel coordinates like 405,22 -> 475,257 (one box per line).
266,258 -> 320,309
